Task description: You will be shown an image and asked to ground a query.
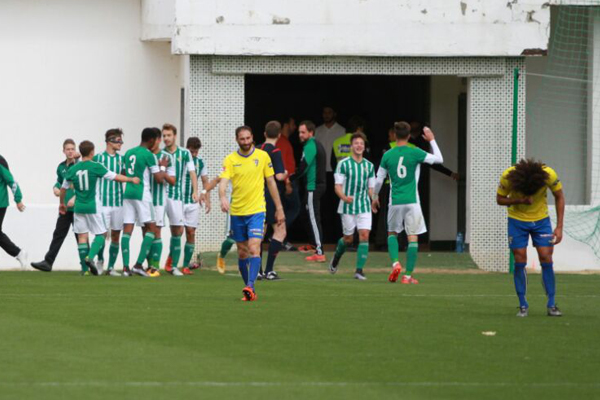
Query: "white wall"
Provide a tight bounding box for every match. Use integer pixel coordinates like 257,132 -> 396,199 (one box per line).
173,0 -> 550,57
0,0 -> 183,270
429,76 -> 462,241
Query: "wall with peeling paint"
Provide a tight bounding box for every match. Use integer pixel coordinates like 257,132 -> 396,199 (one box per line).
171,0 -> 551,56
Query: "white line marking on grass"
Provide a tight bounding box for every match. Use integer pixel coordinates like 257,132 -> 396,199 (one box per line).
0,381 -> 598,388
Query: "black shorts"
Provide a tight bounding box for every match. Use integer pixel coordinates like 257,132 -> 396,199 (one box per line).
265,194 -> 276,225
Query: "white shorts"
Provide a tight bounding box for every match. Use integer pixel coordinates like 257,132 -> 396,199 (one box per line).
341,213 -> 372,236
138,205 -> 165,227
102,206 -> 124,231
166,199 -> 184,226
387,204 -> 427,235
123,199 -> 154,225
184,203 -> 200,228
74,213 -> 107,236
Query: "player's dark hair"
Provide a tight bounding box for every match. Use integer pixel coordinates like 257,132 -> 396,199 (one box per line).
235,125 -> 253,138
187,137 -> 201,150
299,120 -> 315,133
347,116 -> 366,133
141,127 -> 159,143
351,132 -> 367,145
265,121 -> 281,139
105,128 -> 123,142
79,140 -> 95,157
63,139 -> 75,149
394,121 -> 411,140
507,159 -> 550,196
162,123 -> 177,135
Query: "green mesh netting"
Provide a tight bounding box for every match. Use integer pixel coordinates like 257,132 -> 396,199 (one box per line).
526,5 -> 600,257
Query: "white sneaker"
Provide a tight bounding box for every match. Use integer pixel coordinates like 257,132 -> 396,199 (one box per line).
107,269 -> 121,277
16,250 -> 28,271
96,260 -> 105,275
131,266 -> 149,277
171,267 -> 183,276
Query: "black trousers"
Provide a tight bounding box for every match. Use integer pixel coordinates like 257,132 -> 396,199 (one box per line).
0,207 -> 20,257
304,185 -> 325,255
45,211 -> 77,266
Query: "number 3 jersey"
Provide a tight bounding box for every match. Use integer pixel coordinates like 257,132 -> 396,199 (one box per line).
377,146 -> 428,205
123,146 -> 159,203
63,160 -> 116,214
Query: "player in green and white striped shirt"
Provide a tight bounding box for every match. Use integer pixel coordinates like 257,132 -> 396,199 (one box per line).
162,124 -> 198,274
93,129 -> 126,276
329,132 -> 375,280
182,137 -> 218,273
146,131 -> 176,274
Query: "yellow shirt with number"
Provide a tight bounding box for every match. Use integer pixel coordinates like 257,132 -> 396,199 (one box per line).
497,165 -> 562,222
220,148 -> 274,216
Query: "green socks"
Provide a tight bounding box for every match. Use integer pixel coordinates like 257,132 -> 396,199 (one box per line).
78,243 -> 89,272
356,242 -> 369,271
108,242 -> 119,269
151,239 -> 163,268
405,242 -> 418,276
387,235 -> 399,264
87,235 -> 106,261
334,238 -> 347,259
137,232 -> 156,265
97,242 -> 105,262
183,242 -> 195,268
220,237 -> 235,258
169,235 -> 182,268
121,234 -> 131,268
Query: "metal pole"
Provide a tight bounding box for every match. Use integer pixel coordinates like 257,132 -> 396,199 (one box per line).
509,68 -> 520,274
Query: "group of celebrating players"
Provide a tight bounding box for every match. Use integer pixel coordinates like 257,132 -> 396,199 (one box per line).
0,117 -> 565,314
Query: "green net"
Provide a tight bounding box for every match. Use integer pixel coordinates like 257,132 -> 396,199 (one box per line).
526,5 -> 600,257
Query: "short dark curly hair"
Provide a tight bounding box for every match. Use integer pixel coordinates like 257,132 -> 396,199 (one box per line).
507,159 -> 549,196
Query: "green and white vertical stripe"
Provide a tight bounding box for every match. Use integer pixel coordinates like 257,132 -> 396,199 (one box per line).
167,147 -> 193,201
336,157 -> 375,215
183,156 -> 205,204
150,150 -> 172,207
95,152 -> 124,207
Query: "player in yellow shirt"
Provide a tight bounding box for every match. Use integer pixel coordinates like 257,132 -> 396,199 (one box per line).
219,126 -> 285,301
496,159 -> 565,317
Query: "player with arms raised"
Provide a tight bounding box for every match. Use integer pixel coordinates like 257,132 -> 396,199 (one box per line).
373,122 -> 443,284
496,159 -> 565,317
219,126 -> 285,301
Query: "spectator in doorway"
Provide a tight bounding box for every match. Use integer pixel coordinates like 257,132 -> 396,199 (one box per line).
293,120 -> 327,262
277,117 -> 301,251
315,107 -> 346,173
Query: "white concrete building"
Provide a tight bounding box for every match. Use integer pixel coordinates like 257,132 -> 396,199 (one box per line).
1,0 -> 599,271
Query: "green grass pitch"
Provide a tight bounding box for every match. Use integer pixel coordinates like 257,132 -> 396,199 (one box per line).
0,252 -> 598,400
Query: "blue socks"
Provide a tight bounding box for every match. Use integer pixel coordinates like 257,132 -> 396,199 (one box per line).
238,258 -> 249,285
514,262 -> 528,308
247,257 -> 261,288
541,262 -> 556,307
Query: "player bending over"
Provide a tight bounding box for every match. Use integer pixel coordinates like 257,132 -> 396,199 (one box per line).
219,126 -> 285,301
61,141 -> 138,275
496,159 -> 565,317
372,122 -> 443,284
329,132 -> 375,280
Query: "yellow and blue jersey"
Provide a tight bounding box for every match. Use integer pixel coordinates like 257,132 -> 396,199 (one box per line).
497,165 -> 562,222
220,148 -> 274,216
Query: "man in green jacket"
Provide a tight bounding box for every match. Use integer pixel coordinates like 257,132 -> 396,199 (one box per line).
0,161 -> 26,268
